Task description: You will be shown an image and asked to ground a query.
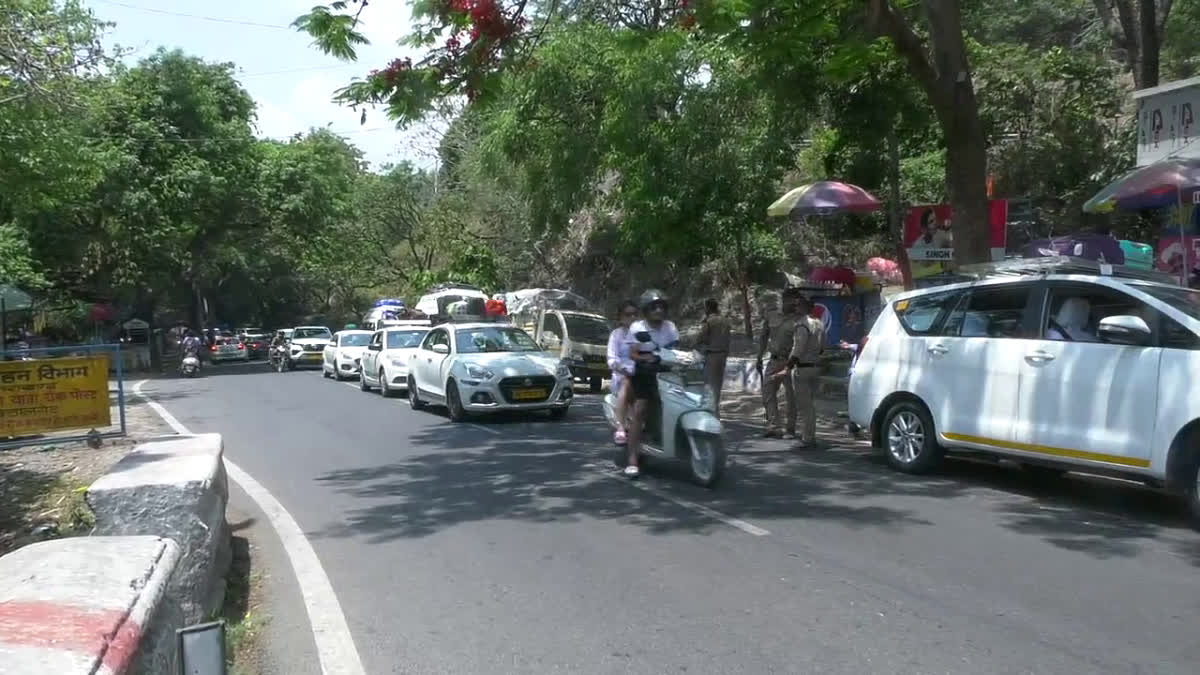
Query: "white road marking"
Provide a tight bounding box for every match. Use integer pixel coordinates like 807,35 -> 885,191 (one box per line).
133,380 -> 367,675
469,423 -> 501,435
587,463 -> 771,537
343,382 -> 361,390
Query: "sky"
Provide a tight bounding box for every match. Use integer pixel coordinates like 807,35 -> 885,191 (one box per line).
83,0 -> 443,170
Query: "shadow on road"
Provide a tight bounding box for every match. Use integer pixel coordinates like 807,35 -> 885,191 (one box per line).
310,404 -> 1200,566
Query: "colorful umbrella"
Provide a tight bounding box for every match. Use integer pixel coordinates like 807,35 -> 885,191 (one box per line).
1083,157 -> 1200,213
767,181 -> 882,217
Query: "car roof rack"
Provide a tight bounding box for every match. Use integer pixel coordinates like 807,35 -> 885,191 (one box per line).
958,256 -> 1178,285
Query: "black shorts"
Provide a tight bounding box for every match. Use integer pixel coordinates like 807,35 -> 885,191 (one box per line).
630,369 -> 658,400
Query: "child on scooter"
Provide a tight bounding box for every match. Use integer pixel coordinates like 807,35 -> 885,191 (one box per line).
607,300 -> 639,444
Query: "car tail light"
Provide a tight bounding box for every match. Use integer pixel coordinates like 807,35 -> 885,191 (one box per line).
209,345 -> 217,351
237,344 -> 244,350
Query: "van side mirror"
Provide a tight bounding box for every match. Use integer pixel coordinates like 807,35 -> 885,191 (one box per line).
431,343 -> 450,355
1098,315 -> 1151,345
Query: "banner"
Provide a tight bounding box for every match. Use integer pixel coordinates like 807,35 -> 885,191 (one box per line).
0,356 -> 111,437
904,200 -> 1009,280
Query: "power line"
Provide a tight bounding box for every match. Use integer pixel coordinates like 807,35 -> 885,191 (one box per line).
89,0 -> 294,30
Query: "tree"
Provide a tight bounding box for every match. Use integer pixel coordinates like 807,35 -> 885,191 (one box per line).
860,0 -> 991,265
22,48 -> 261,344
1092,0 -> 1174,88
0,0 -> 112,107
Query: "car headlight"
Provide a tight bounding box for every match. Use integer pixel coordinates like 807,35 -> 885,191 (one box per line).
464,363 -> 494,380
556,363 -> 571,378
390,358 -> 407,368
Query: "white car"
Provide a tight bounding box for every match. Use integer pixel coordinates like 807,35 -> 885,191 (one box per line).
210,336 -> 249,362
358,325 -> 431,396
407,322 -> 573,421
323,330 -> 373,380
286,325 -> 332,369
847,257 -> 1200,523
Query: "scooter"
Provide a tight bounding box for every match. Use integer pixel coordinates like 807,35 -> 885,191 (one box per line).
602,347 -> 727,488
180,350 -> 201,377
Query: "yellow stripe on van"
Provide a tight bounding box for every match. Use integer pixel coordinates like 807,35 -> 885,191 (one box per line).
941,433 -> 1151,469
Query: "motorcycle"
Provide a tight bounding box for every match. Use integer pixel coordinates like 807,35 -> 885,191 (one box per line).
269,344 -> 290,373
180,350 -> 200,377
602,344 -> 727,488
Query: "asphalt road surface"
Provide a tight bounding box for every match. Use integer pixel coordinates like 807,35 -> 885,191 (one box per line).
143,362 -> 1200,674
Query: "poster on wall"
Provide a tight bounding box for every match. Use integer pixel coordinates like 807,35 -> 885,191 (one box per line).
904,200 -> 1009,280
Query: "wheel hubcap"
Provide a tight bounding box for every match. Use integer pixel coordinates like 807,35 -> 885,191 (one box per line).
887,411 -> 925,464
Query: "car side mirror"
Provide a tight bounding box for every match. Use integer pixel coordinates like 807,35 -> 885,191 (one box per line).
1098,315 -> 1151,345
368,343 -> 382,351
431,343 -> 450,355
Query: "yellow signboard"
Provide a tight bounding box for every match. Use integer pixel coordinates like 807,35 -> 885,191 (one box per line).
0,356 -> 111,436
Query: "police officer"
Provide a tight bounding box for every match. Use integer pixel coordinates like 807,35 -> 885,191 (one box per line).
756,288 -> 800,438
788,295 -> 826,448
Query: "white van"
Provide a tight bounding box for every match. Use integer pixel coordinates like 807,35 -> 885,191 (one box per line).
848,256 -> 1200,525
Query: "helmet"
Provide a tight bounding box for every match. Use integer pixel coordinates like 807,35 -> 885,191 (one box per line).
638,289 -> 669,311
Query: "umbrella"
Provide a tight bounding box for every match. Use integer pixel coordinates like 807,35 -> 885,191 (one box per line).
1083,157 -> 1200,213
767,181 -> 882,217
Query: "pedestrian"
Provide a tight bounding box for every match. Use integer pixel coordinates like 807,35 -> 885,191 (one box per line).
787,295 -> 826,449
757,288 -> 799,439
696,298 -> 731,418
606,300 -> 639,445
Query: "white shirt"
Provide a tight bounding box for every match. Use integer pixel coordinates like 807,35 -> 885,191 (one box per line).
606,327 -> 635,381
626,319 -> 680,354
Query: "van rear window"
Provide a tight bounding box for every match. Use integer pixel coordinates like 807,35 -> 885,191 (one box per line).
894,291 -> 962,335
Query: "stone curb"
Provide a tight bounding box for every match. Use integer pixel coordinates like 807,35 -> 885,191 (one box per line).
87,433 -> 231,625
0,536 -> 182,675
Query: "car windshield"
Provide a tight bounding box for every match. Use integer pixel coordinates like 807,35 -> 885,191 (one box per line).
455,327 -> 539,353
387,330 -> 428,349
293,327 -> 331,340
1130,282 -> 1200,321
339,333 -> 371,347
564,315 -> 611,345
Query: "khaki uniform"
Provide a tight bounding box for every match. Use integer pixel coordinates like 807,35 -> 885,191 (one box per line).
697,314 -> 732,417
761,312 -> 798,434
790,314 -> 826,444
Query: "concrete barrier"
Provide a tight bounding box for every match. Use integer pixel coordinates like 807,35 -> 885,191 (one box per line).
0,536 -> 182,674
87,433 -> 230,624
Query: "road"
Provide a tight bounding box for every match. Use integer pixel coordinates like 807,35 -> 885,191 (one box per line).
142,362 -> 1200,675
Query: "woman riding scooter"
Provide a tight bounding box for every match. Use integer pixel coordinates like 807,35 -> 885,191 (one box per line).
623,289 -> 679,478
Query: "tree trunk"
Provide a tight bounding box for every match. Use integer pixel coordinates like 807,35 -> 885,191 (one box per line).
734,229 -> 753,338
1138,0 -> 1160,89
868,0 -> 993,266
1093,0 -> 1171,89
888,127 -> 914,289
941,109 -> 992,266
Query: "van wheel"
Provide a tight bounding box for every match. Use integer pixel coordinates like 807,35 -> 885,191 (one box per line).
881,401 -> 942,474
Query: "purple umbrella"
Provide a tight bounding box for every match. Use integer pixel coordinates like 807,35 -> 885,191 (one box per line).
767,181 -> 882,217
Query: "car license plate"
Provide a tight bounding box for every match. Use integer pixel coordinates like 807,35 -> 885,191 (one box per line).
512,388 -> 546,400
